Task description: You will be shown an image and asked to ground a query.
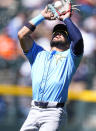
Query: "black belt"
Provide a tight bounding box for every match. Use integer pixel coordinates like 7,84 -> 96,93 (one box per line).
33,101 -> 65,108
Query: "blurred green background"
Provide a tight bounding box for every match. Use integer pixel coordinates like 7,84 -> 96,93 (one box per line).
0,0 -> 96,131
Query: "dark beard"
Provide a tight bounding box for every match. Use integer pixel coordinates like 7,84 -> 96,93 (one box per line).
50,40 -> 70,51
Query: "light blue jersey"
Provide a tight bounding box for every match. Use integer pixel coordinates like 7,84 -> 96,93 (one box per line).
25,41 -> 82,103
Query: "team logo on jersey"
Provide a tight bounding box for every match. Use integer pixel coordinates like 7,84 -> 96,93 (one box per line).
54,54 -> 66,65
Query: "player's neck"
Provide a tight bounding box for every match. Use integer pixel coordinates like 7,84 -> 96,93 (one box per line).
51,47 -> 64,52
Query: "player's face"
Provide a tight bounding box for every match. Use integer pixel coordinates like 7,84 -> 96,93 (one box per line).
52,32 -> 66,42
50,32 -> 69,50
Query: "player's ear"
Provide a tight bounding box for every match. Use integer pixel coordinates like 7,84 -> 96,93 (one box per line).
65,36 -> 70,49
67,36 -> 71,44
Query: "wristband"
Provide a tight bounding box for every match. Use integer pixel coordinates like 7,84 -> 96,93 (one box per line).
24,22 -> 36,32
30,14 -> 45,26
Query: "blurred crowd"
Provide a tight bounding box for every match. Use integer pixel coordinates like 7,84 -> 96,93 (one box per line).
0,0 -> 96,121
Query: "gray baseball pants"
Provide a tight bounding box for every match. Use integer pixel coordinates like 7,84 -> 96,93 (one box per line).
20,105 -> 67,131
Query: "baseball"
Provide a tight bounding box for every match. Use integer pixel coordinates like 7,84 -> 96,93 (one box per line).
54,1 -> 62,9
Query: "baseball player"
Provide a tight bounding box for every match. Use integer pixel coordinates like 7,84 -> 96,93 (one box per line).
18,3 -> 84,131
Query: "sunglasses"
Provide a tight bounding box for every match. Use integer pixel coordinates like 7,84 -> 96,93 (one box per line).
53,30 -> 68,38
52,30 -> 68,38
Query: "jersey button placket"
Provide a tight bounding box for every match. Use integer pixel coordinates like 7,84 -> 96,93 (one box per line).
39,59 -> 51,101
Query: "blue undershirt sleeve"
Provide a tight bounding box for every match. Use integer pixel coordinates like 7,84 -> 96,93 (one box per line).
64,18 -> 84,56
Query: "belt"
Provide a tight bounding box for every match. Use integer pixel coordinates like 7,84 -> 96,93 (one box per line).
32,101 -> 65,108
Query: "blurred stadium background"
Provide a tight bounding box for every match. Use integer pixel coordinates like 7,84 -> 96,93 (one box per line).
0,0 -> 96,131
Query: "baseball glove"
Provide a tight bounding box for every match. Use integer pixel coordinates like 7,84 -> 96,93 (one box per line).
47,0 -> 80,18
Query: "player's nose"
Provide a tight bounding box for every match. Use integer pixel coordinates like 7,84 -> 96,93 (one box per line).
55,34 -> 62,38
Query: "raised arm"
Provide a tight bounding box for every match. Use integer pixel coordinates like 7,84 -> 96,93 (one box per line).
64,18 -> 83,56
59,13 -> 84,56
18,7 -> 55,53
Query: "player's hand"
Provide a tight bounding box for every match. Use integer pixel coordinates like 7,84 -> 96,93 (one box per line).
58,12 -> 71,21
41,6 -> 56,20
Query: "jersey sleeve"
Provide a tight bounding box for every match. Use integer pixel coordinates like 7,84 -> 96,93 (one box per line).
24,41 -> 44,65
70,44 -> 82,65
67,45 -> 83,78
